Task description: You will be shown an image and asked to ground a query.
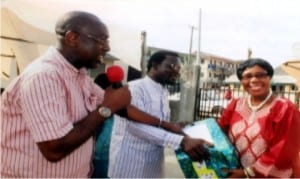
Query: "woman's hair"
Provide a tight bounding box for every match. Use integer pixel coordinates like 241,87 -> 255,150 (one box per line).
236,58 -> 274,80
147,50 -> 179,72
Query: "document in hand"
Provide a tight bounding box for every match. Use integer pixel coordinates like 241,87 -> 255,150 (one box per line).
175,118 -> 240,178
183,121 -> 214,144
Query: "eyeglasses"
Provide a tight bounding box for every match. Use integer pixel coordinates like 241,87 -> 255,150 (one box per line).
164,63 -> 181,71
56,30 -> 108,45
79,33 -> 108,45
241,72 -> 269,81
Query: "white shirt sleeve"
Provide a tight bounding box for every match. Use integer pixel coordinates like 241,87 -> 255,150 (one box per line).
127,79 -> 183,149
127,120 -> 183,149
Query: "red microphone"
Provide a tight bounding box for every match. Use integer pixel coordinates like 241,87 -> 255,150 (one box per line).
106,65 -> 127,117
106,65 -> 124,89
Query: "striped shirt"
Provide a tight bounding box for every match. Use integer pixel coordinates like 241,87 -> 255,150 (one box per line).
108,76 -> 183,178
1,47 -> 104,177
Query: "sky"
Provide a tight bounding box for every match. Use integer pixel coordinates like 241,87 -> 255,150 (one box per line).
3,0 -> 300,68
111,0 -> 300,67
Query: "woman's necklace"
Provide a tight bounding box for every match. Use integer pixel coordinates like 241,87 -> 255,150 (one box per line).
247,90 -> 273,124
247,90 -> 273,112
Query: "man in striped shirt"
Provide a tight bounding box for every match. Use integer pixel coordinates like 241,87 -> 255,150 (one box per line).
0,11 -> 132,177
109,51 -> 212,178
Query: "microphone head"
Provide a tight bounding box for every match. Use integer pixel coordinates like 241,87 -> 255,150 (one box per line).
106,65 -> 124,83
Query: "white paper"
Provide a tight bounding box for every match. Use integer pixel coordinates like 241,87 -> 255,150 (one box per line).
183,123 -> 214,144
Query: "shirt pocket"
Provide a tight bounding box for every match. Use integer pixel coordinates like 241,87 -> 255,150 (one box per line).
148,98 -> 162,118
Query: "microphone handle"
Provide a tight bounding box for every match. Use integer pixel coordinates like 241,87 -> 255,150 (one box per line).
111,82 -> 128,117
111,83 -> 123,89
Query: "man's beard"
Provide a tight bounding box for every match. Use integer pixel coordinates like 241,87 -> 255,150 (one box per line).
163,79 -> 177,86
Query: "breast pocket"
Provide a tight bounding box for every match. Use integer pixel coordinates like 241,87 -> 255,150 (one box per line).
148,98 -> 162,118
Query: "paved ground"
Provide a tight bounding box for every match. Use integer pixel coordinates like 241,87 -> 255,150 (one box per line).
164,148 -> 185,178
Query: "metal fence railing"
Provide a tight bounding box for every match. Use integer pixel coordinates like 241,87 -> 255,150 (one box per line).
168,82 -> 300,121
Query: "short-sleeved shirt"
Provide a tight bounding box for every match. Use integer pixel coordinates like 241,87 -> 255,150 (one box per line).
1,47 -> 104,177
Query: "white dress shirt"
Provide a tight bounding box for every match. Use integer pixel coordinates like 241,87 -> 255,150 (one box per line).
108,76 -> 183,178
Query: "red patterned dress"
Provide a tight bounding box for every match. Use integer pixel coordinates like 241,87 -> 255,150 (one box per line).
218,96 -> 300,177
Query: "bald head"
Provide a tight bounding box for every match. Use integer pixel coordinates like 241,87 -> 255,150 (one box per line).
54,11 -> 110,69
55,11 -> 105,36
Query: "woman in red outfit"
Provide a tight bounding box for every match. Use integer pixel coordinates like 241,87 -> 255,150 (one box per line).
218,58 -> 300,178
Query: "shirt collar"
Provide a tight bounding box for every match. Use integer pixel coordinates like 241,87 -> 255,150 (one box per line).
145,75 -> 165,91
47,46 -> 88,76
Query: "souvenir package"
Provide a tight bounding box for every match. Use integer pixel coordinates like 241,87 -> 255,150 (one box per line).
175,118 -> 240,178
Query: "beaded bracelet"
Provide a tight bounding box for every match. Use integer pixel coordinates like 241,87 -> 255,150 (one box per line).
243,169 -> 250,178
245,167 -> 256,177
158,119 -> 162,128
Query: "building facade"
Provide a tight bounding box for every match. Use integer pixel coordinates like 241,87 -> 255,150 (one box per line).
146,47 -> 239,85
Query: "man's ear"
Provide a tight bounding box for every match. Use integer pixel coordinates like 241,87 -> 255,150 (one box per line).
64,31 -> 78,47
152,62 -> 159,70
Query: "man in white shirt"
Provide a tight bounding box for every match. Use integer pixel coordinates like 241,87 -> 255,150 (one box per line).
108,50 -> 211,178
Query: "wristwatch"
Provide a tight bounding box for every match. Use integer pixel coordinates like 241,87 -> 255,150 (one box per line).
98,106 -> 112,118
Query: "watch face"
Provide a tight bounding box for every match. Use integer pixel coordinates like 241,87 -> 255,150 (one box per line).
99,107 -> 111,118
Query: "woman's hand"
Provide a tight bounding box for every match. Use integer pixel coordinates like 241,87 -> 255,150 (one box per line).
227,168 -> 246,178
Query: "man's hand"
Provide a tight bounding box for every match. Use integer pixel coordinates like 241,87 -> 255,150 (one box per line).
160,121 -> 185,135
101,85 -> 131,113
161,121 -> 191,135
180,136 -> 213,161
175,121 -> 190,128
